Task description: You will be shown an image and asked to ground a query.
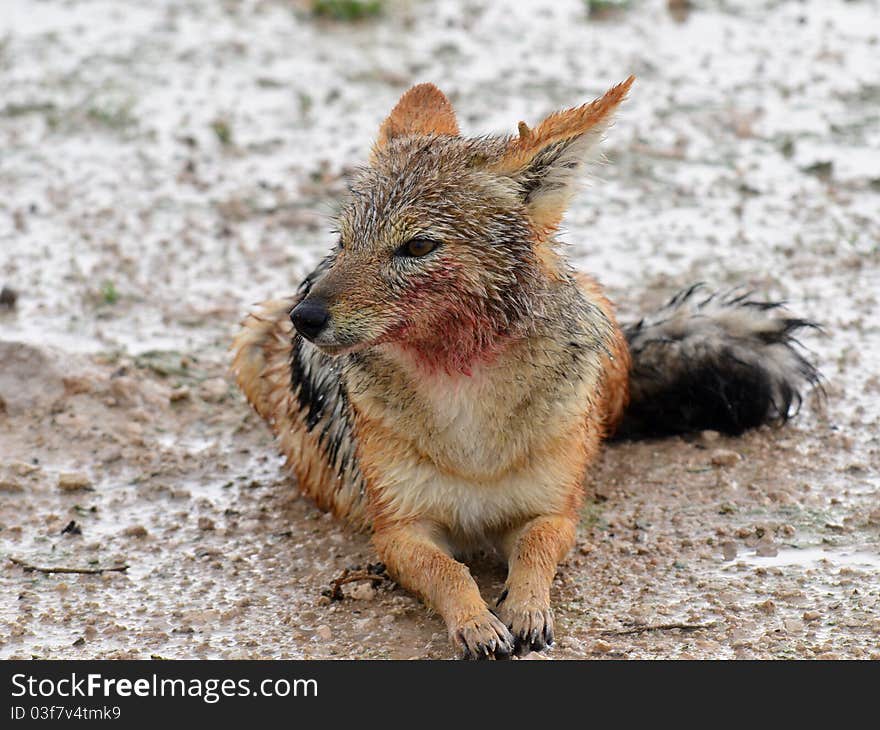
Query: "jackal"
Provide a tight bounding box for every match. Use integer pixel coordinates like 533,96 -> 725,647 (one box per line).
232,77 -> 818,659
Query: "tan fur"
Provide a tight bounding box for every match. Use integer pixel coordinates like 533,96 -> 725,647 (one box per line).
232,298 -> 369,529
493,76 -> 634,175
232,79 -> 636,658
373,83 -> 460,158
492,75 -> 635,232
576,272 -> 632,434
231,298 -> 296,424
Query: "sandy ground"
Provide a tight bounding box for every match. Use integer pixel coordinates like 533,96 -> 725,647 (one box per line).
1,0 -> 878,660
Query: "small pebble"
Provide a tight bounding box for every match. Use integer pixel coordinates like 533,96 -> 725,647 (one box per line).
347,582 -> 376,601
61,520 -> 82,535
698,429 -> 721,445
169,387 -> 191,403
0,478 -> 24,493
0,285 -> 18,309
197,517 -> 215,531
200,377 -> 229,403
315,624 -> 332,641
58,472 -> 93,491
9,460 -> 39,476
710,449 -> 740,467
62,376 -> 92,396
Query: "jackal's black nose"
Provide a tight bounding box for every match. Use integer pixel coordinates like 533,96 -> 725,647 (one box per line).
290,299 -> 330,341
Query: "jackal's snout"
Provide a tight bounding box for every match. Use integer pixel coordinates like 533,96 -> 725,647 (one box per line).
290,298 -> 330,341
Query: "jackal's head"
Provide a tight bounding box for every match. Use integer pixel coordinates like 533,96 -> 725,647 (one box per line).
291,77 -> 634,372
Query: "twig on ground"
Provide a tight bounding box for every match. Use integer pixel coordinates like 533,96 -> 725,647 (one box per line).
8,557 -> 129,575
323,563 -> 389,601
602,622 -> 716,636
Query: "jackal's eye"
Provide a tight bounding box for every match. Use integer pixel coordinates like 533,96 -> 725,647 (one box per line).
396,237 -> 439,258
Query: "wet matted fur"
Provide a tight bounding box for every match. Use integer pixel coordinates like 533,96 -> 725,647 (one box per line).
232,78 -> 819,659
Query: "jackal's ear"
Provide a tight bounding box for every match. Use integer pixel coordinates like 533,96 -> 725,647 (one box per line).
373,83 -> 459,156
491,76 -> 634,233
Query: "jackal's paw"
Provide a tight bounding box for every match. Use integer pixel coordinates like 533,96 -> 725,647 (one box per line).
494,594 -> 554,656
452,610 -> 515,660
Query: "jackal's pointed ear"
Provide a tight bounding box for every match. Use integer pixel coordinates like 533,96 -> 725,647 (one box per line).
491,76 -> 634,233
373,83 -> 459,155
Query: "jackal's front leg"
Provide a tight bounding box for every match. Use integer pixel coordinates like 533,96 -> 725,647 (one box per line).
372,522 -> 515,660
495,514 -> 577,655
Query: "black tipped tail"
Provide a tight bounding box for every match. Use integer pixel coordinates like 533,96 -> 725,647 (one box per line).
614,285 -> 821,439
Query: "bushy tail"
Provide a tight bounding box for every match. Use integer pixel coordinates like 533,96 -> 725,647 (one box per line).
615,285 -> 821,439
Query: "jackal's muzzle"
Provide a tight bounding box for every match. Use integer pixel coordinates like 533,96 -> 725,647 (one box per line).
290,298 -> 330,341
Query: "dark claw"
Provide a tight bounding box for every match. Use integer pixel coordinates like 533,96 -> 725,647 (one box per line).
454,614 -> 516,660
495,589 -> 509,607
513,626 -> 551,656
461,641 -> 505,661
464,636 -> 515,661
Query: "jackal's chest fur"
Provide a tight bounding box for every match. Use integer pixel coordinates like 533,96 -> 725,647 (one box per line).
388,357 -> 537,475
345,338 -> 603,537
